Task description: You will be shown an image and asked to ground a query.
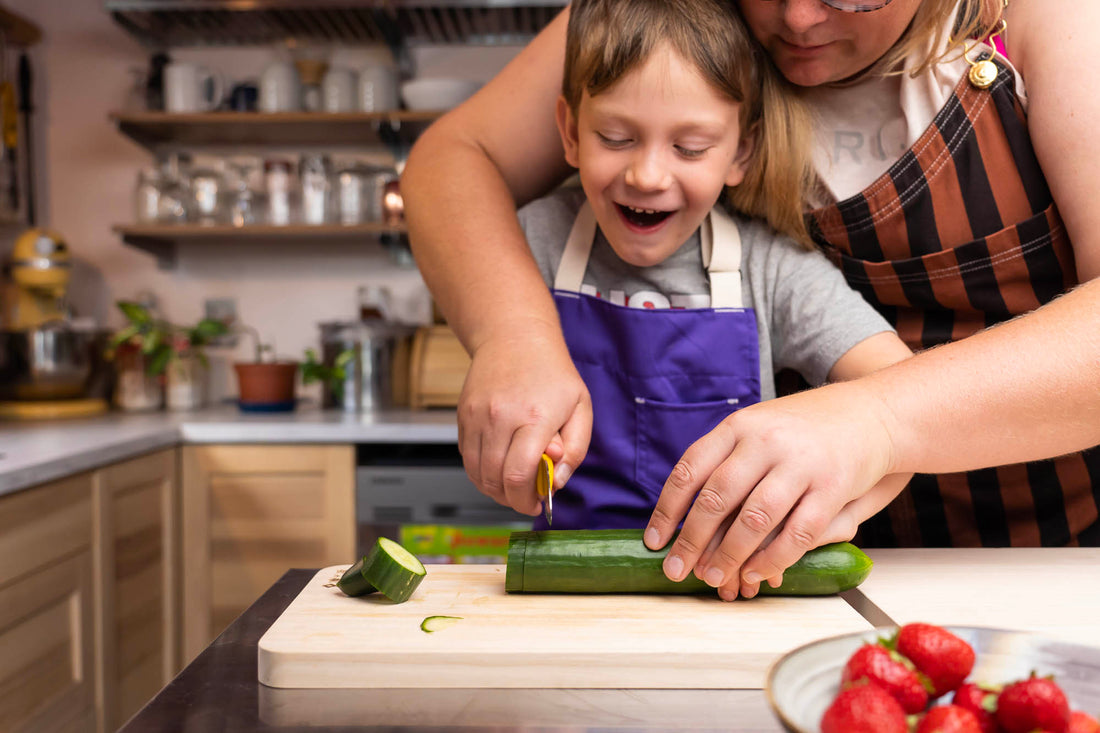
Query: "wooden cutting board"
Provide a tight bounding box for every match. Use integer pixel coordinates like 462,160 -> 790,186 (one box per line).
258,564 -> 872,689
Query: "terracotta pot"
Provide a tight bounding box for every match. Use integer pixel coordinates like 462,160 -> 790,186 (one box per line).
233,361 -> 298,411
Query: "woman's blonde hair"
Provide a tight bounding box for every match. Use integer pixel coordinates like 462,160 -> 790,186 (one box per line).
562,0 -> 816,247
871,0 -> 1008,78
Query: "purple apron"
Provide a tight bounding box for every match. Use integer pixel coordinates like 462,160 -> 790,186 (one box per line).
533,203 -> 762,530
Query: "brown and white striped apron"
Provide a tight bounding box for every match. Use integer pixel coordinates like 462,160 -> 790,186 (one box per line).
808,57 -> 1100,548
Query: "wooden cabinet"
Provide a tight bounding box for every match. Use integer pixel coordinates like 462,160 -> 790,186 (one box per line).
92,450 -> 178,732
180,445 -> 355,661
0,473 -> 96,733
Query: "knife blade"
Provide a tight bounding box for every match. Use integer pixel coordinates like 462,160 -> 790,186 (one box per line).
536,453 -> 553,526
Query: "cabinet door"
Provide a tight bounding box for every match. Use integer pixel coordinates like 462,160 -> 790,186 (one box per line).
0,474 -> 96,733
93,449 -> 178,732
181,445 -> 354,661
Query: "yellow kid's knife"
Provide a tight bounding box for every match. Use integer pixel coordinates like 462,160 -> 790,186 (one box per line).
536,453 -> 554,526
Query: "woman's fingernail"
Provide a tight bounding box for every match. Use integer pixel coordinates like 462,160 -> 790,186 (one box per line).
555,463 -> 571,487
644,527 -> 660,549
664,554 -> 684,580
704,567 -> 725,587
743,571 -> 763,585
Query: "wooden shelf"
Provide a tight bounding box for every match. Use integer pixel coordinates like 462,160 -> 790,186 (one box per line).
110,111 -> 441,153
114,222 -> 408,268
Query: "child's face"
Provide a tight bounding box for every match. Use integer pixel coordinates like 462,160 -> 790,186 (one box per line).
557,43 -> 751,268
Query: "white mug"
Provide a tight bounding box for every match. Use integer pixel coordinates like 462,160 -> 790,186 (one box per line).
322,67 -> 357,113
358,64 -> 398,113
260,60 -> 301,113
164,63 -> 224,112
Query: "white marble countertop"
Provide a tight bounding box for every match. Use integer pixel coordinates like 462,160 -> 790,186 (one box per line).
0,404 -> 459,498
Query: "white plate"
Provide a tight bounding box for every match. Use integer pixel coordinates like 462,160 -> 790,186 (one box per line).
765,626 -> 1100,733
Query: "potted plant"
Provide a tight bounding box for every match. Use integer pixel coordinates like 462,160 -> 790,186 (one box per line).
165,316 -> 230,411
107,301 -> 229,412
233,325 -> 299,411
301,346 -> 355,409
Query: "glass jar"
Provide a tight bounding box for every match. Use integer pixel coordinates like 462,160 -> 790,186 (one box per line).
299,154 -> 332,225
189,161 -> 225,224
336,162 -> 397,224
264,158 -> 296,226
134,167 -> 162,223
155,153 -> 193,224
225,157 -> 263,227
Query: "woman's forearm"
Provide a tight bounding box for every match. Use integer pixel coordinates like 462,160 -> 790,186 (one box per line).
870,278 -> 1100,474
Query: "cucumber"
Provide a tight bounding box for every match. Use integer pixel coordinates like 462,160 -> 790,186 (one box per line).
420,615 -> 463,633
341,537 -> 427,602
505,529 -> 871,596
336,556 -> 378,597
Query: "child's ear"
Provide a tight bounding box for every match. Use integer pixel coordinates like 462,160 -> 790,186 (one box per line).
556,95 -> 581,169
724,126 -> 756,187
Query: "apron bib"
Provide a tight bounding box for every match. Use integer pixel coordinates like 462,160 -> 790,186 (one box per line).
534,203 -> 760,530
808,57 -> 1100,547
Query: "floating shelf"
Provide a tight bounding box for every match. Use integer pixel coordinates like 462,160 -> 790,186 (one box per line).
110,110 -> 440,153
114,222 -> 408,267
105,0 -> 567,48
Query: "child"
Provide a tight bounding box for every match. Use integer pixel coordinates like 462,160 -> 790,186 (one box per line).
514,0 -> 913,530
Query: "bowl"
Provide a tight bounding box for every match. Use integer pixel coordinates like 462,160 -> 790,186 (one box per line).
766,626 -> 1100,733
400,78 -> 481,111
0,324 -> 110,400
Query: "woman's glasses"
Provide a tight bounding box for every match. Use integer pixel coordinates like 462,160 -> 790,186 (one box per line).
761,0 -> 895,12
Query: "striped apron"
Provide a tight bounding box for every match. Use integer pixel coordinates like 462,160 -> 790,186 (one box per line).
807,57 -> 1100,548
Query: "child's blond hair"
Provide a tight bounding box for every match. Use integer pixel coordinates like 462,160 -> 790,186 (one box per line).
562,0 -> 816,248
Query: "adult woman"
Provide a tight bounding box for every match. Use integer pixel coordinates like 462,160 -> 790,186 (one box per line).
402,0 -> 1100,599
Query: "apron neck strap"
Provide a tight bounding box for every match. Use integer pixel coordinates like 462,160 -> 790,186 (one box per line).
555,201 -> 744,309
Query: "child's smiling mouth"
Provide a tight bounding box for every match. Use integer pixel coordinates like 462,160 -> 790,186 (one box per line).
617,203 -> 674,230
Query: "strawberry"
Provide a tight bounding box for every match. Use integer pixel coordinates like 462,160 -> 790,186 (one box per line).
895,623 -> 976,698
915,704 -> 984,733
952,682 -> 1001,733
821,680 -> 909,733
843,642 -> 930,713
995,675 -> 1070,733
1070,710 -> 1100,733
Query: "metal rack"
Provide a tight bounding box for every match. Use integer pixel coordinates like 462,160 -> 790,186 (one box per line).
106,0 -> 567,48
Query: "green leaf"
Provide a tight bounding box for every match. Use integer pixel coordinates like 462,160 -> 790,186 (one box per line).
334,349 -> 355,369
117,300 -> 152,325
191,318 -> 229,343
146,345 -> 172,376
142,329 -> 161,355
108,324 -> 141,349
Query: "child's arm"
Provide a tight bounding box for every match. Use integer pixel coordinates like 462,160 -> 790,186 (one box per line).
825,331 -> 913,383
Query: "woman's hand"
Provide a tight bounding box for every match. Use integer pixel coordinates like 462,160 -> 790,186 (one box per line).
458,320 -> 592,515
643,380 -> 905,600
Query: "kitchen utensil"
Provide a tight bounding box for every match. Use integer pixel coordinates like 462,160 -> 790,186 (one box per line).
766,625 -> 1100,733
536,453 -> 553,525
0,323 -> 108,401
258,564 -> 872,689
357,63 -> 398,112
399,78 -> 481,111
164,62 -> 224,112
318,318 -> 413,412
260,58 -> 300,113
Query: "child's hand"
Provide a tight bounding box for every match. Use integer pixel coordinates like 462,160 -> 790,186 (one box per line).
642,380 -> 906,600
458,325 -> 592,515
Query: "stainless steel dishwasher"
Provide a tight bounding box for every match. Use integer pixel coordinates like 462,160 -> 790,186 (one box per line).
355,443 -> 530,563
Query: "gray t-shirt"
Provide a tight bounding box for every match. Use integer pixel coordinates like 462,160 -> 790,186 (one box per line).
516,187 -> 894,399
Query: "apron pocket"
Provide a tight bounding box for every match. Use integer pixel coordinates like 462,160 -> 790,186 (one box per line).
634,396 -> 742,500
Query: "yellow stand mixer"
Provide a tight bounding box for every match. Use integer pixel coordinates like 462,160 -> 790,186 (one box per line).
0,228 -> 109,419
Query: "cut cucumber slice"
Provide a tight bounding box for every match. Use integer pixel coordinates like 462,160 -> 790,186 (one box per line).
336,556 -> 379,597
362,537 -> 427,603
420,615 -> 463,633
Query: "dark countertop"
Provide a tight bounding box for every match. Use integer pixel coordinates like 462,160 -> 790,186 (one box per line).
119,569 -> 785,732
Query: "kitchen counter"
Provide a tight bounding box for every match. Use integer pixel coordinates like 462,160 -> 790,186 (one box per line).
0,405 -> 459,497
118,548 -> 1100,733
118,569 -> 785,733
